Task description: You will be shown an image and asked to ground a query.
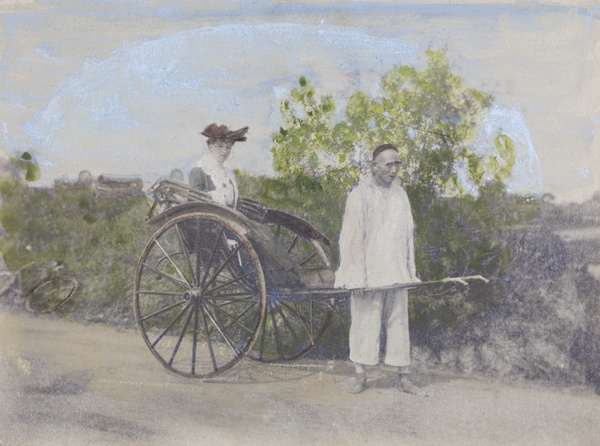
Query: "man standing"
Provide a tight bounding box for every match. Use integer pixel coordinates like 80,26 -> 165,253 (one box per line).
335,143 -> 422,395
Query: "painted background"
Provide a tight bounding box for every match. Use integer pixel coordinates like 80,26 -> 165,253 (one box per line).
0,0 -> 598,202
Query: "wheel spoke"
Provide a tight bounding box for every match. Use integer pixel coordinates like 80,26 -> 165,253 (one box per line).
212,298 -> 257,309
269,305 -> 284,359
332,301 -> 350,334
168,304 -> 195,366
221,302 -> 257,332
200,305 -> 218,371
286,235 -> 299,254
209,296 -> 257,304
191,306 -> 199,375
280,301 -> 315,345
175,222 -> 196,286
274,304 -> 301,344
154,239 -> 191,287
298,251 -> 318,267
203,270 -> 257,295
308,300 -> 314,336
200,228 -> 224,288
201,242 -> 243,292
230,273 -> 256,294
201,302 -> 240,356
142,261 -> 189,290
258,305 -> 268,361
318,298 -> 337,312
208,292 -> 255,299
203,299 -> 256,335
195,220 -> 203,288
140,299 -> 187,322
137,290 -> 184,297
151,303 -> 191,348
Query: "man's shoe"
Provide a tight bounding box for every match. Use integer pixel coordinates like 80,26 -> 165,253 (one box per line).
345,373 -> 367,394
395,374 -> 427,397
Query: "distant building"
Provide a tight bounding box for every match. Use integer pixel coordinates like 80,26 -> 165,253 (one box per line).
93,175 -> 144,200
53,171 -> 144,200
169,169 -> 184,182
78,170 -> 93,186
54,170 -> 95,190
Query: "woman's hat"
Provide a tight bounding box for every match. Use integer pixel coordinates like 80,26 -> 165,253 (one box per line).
201,123 -> 249,142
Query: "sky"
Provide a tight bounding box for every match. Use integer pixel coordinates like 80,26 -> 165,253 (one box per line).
0,1 -> 598,202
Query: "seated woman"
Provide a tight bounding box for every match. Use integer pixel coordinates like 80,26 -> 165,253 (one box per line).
189,123 -> 305,290
189,123 -> 248,209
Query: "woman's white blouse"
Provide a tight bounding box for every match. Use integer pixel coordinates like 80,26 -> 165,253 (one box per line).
197,153 -> 239,207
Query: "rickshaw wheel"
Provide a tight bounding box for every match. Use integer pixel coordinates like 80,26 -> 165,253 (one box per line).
249,227 -> 336,362
133,212 -> 266,379
24,275 -> 78,314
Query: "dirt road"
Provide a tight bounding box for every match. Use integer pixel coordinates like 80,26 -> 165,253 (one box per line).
1,307 -> 599,446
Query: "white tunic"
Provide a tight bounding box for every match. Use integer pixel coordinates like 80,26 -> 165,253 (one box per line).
334,174 -> 417,289
197,153 -> 239,208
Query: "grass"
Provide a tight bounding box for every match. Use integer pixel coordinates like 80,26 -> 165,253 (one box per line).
0,177 -> 154,325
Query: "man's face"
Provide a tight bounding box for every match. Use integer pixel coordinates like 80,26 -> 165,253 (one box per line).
372,149 -> 401,187
208,140 -> 235,164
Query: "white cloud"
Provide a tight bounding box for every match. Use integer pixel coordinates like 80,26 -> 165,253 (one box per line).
474,101 -> 543,194
27,23 -> 419,185
25,22 -> 540,195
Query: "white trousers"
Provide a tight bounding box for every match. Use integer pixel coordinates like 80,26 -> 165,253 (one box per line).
349,288 -> 410,367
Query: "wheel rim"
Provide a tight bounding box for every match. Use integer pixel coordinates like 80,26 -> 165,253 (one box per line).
25,275 -> 78,314
250,227 -> 336,362
134,212 -> 266,379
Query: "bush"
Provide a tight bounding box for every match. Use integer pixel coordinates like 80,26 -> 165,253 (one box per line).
0,177 -> 153,324
261,51 -> 540,328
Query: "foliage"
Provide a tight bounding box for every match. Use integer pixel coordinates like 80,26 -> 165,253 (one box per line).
236,170 -> 348,264
250,51 -> 539,328
0,177 -> 153,322
410,183 -> 538,326
271,75 -> 359,183
10,151 -> 41,182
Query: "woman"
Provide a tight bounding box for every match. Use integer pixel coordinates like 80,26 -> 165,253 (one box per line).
189,123 -> 249,208
188,122 -> 305,289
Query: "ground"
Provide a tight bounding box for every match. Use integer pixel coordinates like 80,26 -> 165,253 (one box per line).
1,306 -> 599,446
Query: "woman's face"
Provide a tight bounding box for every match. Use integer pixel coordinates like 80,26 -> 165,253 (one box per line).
208,140 -> 235,164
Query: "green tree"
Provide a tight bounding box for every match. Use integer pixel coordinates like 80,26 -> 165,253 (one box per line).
10,151 -> 41,182
242,50 -> 538,328
346,51 -> 517,207
272,75 -> 358,183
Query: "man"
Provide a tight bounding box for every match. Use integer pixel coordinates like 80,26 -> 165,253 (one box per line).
335,143 -> 422,395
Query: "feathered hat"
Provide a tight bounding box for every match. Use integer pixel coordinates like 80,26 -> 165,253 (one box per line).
201,123 -> 249,142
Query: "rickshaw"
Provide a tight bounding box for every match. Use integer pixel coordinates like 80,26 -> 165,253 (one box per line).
133,178 -> 347,379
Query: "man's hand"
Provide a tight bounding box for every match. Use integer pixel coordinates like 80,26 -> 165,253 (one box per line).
352,288 -> 365,298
